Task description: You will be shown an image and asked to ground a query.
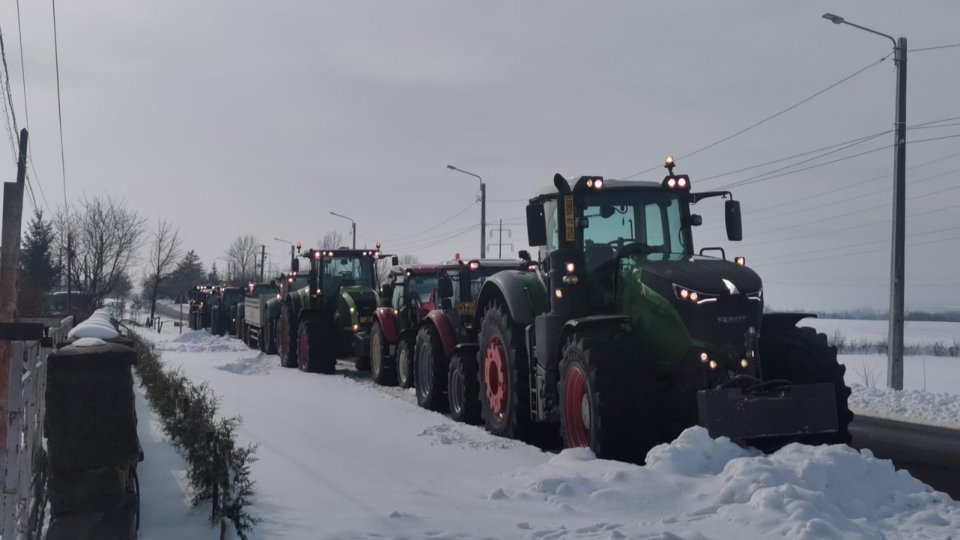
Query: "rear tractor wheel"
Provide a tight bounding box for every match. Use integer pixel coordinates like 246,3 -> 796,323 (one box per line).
298,317 -> 337,374
278,304 -> 298,368
477,301 -> 528,440
396,338 -> 415,389
415,325 -> 449,411
448,351 -> 481,424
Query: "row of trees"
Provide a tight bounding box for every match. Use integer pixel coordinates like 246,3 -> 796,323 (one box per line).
18,196 -> 416,320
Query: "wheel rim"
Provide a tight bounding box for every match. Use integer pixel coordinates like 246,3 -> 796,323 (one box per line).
449,362 -> 464,415
298,330 -> 308,370
484,336 -> 508,422
398,345 -> 410,385
370,325 -> 382,378
416,339 -> 432,398
563,365 -> 590,447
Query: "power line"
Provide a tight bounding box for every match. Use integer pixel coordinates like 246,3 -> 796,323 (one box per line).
745,166 -> 960,225
717,133 -> 960,190
750,233 -> 960,268
15,0 -> 50,214
52,0 -> 67,206
910,43 -> 960,52
619,54 -> 892,180
363,200 -> 478,245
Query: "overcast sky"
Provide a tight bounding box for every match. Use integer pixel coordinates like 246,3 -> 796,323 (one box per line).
2,0 -> 959,311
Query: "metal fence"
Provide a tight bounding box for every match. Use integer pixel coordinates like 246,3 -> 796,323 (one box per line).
1,316 -> 72,539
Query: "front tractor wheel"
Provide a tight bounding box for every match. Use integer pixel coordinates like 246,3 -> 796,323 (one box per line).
396,339 -> 415,389
559,334 -> 659,463
369,320 -> 397,386
448,351 -> 481,424
477,301 -> 528,439
759,325 -> 853,446
297,318 -> 337,374
414,325 -> 449,411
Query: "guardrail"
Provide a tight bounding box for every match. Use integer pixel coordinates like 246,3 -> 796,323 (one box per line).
0,316 -> 73,539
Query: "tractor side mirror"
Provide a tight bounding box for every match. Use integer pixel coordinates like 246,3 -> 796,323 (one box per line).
391,255 -> 399,266
437,277 -> 454,299
518,249 -> 531,261
725,200 -> 743,241
526,203 -> 547,246
291,258 -> 300,273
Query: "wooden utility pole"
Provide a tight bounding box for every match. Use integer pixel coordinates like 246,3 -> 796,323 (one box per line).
0,129 -> 29,447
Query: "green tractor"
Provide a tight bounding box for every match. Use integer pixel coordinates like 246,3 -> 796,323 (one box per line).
471,158 -> 852,462
284,248 -> 385,373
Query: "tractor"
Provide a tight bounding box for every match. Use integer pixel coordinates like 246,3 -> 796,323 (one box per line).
470,158 -> 852,462
369,264 -> 440,387
271,270 -> 310,360
412,258 -> 535,422
209,286 -> 245,337
282,248 -> 385,373
188,285 -> 216,330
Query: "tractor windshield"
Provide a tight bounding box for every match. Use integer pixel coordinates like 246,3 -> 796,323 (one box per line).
406,275 -> 438,304
321,255 -> 375,291
582,189 -> 688,268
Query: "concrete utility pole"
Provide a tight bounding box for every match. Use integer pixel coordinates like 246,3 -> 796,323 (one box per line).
259,244 -> 266,282
447,164 -> 485,258
330,212 -> 356,249
823,14 -> 907,389
0,128 -> 29,448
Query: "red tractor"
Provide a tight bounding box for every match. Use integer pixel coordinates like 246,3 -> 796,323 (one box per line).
369,264 -> 441,387
371,257 -> 536,423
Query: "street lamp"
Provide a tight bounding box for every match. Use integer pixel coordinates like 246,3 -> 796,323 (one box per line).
329,212 -> 356,249
274,237 -> 301,271
446,164 -> 486,258
823,13 -> 907,390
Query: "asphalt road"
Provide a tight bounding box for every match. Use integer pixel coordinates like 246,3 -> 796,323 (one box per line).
850,415 -> 960,499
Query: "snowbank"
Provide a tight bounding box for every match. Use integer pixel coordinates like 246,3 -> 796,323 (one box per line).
494,428 -> 960,539
158,329 -> 250,353
850,384 -> 960,430
67,308 -> 120,340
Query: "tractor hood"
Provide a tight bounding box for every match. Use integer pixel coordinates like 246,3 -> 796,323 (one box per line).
640,256 -> 762,298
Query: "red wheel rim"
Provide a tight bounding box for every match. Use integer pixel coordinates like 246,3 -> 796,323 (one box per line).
484,336 -> 508,421
563,366 -> 590,447
298,331 -> 308,370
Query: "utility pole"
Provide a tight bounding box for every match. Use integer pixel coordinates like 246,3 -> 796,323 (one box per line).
487,220 -> 513,258
823,14 -> 907,390
329,212 -> 356,249
259,244 -> 266,282
0,128 -> 29,448
888,36 -> 907,390
66,233 -> 72,312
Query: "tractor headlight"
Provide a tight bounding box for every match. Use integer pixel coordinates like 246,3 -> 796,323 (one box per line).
673,284 -> 718,304
747,288 -> 763,302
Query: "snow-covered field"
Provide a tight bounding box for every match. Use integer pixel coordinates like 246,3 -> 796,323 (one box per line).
808,318 -> 960,349
132,322 -> 960,539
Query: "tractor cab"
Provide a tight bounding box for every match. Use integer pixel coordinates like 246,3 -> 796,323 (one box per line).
436,258 -> 531,335
384,265 -> 440,332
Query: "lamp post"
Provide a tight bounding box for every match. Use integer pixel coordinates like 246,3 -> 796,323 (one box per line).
447,164 -> 486,258
823,13 -> 907,390
274,237 -> 300,270
330,212 -> 356,249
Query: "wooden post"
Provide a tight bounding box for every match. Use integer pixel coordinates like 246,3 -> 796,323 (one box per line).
0,129 -> 29,449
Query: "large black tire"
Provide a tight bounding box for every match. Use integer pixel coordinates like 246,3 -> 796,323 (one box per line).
370,321 -> 397,386
448,351 -> 481,424
558,332 -> 659,463
477,300 -> 528,439
298,317 -> 337,374
415,324 -> 449,411
278,304 -> 298,368
396,339 -> 415,389
759,325 -> 853,446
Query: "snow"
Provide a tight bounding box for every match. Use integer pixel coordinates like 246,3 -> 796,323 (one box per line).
807,318 -> 960,348
72,337 -> 107,347
848,385 -> 960,430
132,320 -> 960,539
67,308 -> 120,340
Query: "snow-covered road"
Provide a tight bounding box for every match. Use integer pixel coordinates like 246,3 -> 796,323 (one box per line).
135,324 -> 960,539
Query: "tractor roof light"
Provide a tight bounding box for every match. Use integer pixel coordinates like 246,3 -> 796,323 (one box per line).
314,251 -> 321,260
527,263 -> 538,272
662,174 -> 691,190
735,256 -> 746,266
565,262 -> 576,274
574,176 -> 605,192
468,260 -> 480,270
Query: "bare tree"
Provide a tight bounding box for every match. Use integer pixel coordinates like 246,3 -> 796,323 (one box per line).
54,195 -> 147,312
319,230 -> 345,249
147,219 -> 182,320
225,235 -> 260,283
